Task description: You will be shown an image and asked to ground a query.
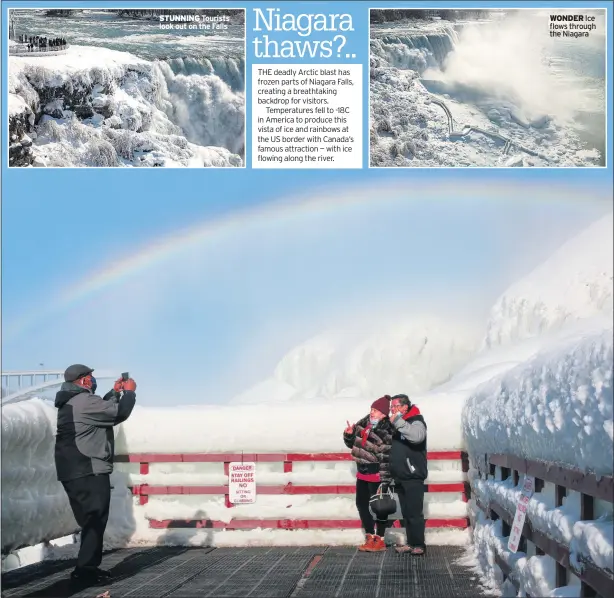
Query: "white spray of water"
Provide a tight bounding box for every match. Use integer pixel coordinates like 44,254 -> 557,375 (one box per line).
155,62 -> 245,156
422,11 -> 603,125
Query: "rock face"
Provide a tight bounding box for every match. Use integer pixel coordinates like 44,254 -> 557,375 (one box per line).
37,81 -> 115,123
9,102 -> 35,167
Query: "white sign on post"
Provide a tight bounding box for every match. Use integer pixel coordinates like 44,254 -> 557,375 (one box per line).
228,462 -> 256,504
507,475 -> 535,553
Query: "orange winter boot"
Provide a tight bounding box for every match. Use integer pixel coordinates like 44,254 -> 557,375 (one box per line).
358,533 -> 375,551
367,535 -> 386,552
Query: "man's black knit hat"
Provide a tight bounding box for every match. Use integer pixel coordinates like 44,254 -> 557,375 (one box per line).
64,364 -> 94,382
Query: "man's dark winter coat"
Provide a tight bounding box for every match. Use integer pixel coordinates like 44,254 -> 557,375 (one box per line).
54,382 -> 136,482
389,405 -> 428,481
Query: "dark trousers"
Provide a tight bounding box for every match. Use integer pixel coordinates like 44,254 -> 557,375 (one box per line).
395,479 -> 425,548
62,473 -> 111,570
356,479 -> 391,537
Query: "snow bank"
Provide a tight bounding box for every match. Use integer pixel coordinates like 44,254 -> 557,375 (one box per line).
570,516 -> 614,573
140,494 -> 468,524
8,93 -> 28,116
484,213 -> 613,350
9,45 -> 148,86
463,319 -> 613,477
1,399 -> 78,552
116,390 -> 466,454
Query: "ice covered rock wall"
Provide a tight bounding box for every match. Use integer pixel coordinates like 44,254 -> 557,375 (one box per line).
233,315 -> 482,405
483,213 -> 613,350
8,94 -> 36,166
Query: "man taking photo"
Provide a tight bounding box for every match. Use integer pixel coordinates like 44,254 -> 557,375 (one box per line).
388,393 -> 428,556
54,364 -> 137,584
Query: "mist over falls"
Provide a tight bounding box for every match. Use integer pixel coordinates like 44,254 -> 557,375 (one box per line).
369,11 -> 605,167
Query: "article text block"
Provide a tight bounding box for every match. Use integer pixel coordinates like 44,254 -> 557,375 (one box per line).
252,64 -> 362,169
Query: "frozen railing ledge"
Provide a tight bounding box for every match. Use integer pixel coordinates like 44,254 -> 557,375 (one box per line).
1,370 -> 115,405
9,44 -> 71,57
470,452 -> 614,598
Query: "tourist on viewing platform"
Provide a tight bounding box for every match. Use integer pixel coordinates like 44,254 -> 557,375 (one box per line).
343,395 -> 394,552
389,394 -> 428,556
54,364 -> 137,585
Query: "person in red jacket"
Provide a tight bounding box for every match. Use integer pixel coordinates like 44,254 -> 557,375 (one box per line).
343,395 -> 394,552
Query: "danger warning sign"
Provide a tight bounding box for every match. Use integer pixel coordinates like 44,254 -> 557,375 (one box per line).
228,462 -> 256,504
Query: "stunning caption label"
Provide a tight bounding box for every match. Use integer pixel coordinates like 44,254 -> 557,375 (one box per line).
159,14 -> 229,31
549,13 -> 597,38
228,462 -> 256,504
252,64 -> 362,169
507,475 -> 535,554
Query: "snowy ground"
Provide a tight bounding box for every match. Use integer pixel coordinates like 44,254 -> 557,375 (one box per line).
369,11 -> 606,167
1,212 -> 612,587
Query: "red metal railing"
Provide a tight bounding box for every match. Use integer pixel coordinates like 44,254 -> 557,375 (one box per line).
115,451 -> 470,531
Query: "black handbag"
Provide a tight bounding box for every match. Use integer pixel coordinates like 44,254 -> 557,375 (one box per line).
369,483 -> 397,519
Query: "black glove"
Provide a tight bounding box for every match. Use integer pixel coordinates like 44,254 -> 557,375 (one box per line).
379,482 -> 390,494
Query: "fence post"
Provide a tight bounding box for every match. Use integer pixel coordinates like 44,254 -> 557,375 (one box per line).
581,493 -> 594,520
224,462 -> 232,508
138,460 -> 150,505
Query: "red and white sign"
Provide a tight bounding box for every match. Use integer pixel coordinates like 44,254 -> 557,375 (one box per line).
507,475 -> 535,553
228,462 -> 256,504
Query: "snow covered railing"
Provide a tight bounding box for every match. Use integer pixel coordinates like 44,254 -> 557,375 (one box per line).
8,44 -> 70,56
116,451 -> 470,531
472,453 -> 614,598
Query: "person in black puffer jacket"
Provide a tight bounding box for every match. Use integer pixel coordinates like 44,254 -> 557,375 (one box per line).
343,395 -> 394,552
389,393 -> 428,556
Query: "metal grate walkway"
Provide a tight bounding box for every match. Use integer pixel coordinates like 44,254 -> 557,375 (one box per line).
1,546 -> 491,598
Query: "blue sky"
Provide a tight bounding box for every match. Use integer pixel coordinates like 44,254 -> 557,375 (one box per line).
2,1 -> 613,404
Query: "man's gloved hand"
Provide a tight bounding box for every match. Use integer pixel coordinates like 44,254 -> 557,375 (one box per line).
379,482 -> 390,494
123,378 -> 137,392
113,378 -> 124,393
